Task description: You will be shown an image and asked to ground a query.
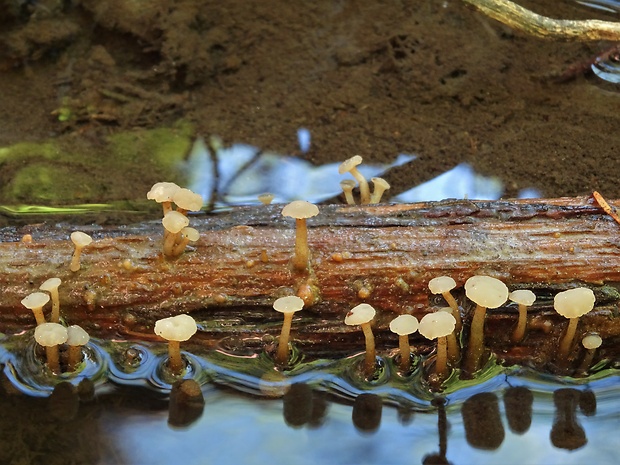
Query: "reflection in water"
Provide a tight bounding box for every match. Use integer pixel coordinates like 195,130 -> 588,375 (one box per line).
503,386 -> 533,435
282,383 -> 313,428
461,392 -> 505,450
422,398 -> 451,465
168,379 -> 205,429
352,393 -> 383,434
550,388 -> 588,451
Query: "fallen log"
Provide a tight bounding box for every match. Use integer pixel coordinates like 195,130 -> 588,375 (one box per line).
0,197 -> 619,369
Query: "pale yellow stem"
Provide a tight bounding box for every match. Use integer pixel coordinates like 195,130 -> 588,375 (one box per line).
398,334 -> 411,372
351,168 -> 370,204
436,336 -> 448,379
32,307 -> 46,326
443,292 -> 461,332
70,248 -> 83,272
45,345 -> 60,374
67,345 -> 83,372
512,304 -> 528,342
167,340 -> 184,374
361,322 -> 376,376
292,218 -> 310,271
465,304 -> 487,373
50,290 -> 60,323
276,313 -> 294,364
446,331 -> 460,364
558,317 -> 579,361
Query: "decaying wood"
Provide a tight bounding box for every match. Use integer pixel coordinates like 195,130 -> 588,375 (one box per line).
0,197 -> 619,368
464,0 -> 620,41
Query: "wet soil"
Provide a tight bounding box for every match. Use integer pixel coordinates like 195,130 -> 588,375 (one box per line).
0,0 -> 619,200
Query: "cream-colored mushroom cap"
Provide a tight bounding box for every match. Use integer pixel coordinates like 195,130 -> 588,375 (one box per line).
582,333 -> 602,350
21,292 -> 50,309
465,275 -> 508,308
344,303 -> 376,325
67,325 -> 90,346
40,277 -> 62,292
281,200 -> 319,219
553,287 -> 595,318
509,289 -> 536,306
162,211 -> 190,234
258,193 -> 275,205
371,177 -> 390,190
71,231 -> 92,247
273,296 -> 304,314
389,314 -> 419,336
340,180 -> 356,190
34,323 -> 68,347
147,182 -> 181,202
418,312 -> 456,340
181,227 -> 200,242
338,155 -> 363,174
173,188 -> 203,211
154,314 -> 197,342
428,276 -> 457,295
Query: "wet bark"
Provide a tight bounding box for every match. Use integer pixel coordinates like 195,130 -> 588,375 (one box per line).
0,197 -> 619,367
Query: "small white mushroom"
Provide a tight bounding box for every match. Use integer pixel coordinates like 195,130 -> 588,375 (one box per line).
418,312 -> 456,380
338,156 -> 370,204
162,210 -> 190,257
389,314 -> 419,372
258,193 -> 275,205
154,314 -> 198,374
345,303 -> 377,377
147,182 -> 181,215
34,322 -> 68,374
171,227 -> 200,257
369,177 -> 390,204
273,296 -> 305,364
428,276 -> 461,331
21,292 -> 50,326
172,188 -> 204,215
464,275 -> 508,373
578,333 -> 602,375
509,289 -> 536,343
39,278 -> 62,323
281,201 -> 320,271
70,231 -> 92,272
66,325 -> 90,371
340,180 -> 357,205
554,287 -> 595,362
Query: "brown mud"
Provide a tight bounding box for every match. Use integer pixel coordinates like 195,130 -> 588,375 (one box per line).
1,0 -> 619,202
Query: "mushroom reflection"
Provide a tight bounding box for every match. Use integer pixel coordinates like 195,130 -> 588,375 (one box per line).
283,383 -> 313,428
168,379 -> 205,429
48,382 -> 79,422
462,392 -> 504,450
579,389 -> 597,417
503,386 -> 533,434
422,397 -> 452,465
352,393 -> 382,434
550,388 -> 587,450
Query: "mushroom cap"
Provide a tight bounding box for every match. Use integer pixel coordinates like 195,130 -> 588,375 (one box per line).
258,193 -> 275,205
70,231 -> 92,247
273,296 -> 305,314
181,227 -> 200,242
371,177 -> 390,190
464,275 -> 508,309
21,292 -> 50,309
173,188 -> 203,211
147,182 -> 180,202
582,333 -> 602,350
389,314 -> 419,336
509,289 -> 536,306
66,325 -> 90,346
162,211 -> 190,233
39,277 -> 62,292
554,287 -> 595,318
428,276 -> 457,295
281,200 -> 319,220
34,323 -> 68,347
340,180 -> 356,190
338,155 -> 363,174
344,303 -> 376,325
154,314 -> 197,342
418,312 -> 456,340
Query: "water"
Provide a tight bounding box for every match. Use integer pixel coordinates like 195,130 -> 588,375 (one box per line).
0,331 -> 617,465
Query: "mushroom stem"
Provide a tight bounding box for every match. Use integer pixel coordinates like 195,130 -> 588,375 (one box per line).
162,201 -> 173,216
558,317 -> 579,361
436,336 -> 448,379
45,346 -> 61,373
340,181 -> 356,205
443,292 -> 461,332
163,231 -> 180,257
512,303 -> 528,342
446,331 -> 460,364
398,334 -> 411,372
67,345 -> 83,371
276,312 -> 294,364
577,349 -> 596,374
350,168 -> 371,205
167,340 -> 184,374
293,218 -> 310,271
70,248 -> 84,272
32,307 -> 46,326
171,236 -> 191,257
49,290 -> 60,323
361,322 -> 376,376
465,304 -> 487,373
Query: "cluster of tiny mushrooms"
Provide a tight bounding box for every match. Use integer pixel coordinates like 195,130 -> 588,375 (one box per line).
18,156 -> 603,383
